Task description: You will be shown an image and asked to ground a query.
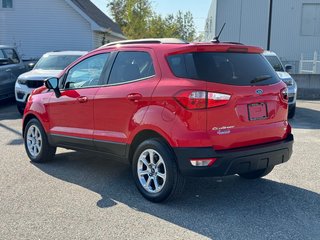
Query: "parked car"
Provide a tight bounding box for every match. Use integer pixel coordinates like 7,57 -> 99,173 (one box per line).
22,39 -> 293,202
15,51 -> 87,114
263,51 -> 297,118
0,45 -> 28,101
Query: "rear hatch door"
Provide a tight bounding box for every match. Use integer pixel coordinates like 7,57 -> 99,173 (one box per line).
170,50 -> 289,150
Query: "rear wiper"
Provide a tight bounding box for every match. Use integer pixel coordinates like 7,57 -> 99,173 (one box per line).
250,75 -> 272,84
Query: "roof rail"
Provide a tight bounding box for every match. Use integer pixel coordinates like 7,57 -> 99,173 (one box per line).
222,42 -> 244,45
99,38 -> 188,48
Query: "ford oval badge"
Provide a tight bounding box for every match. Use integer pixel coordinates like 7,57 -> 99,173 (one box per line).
256,89 -> 263,95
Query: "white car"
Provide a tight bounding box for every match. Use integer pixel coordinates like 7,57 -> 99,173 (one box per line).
15,51 -> 87,114
263,51 -> 297,118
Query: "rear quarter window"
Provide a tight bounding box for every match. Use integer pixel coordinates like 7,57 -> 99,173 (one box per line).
3,48 -> 20,64
167,52 -> 280,86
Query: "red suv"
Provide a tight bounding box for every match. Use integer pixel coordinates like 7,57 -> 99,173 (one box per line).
22,39 -> 293,202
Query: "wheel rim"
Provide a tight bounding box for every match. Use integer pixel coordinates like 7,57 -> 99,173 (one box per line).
26,125 -> 42,157
137,149 -> 167,194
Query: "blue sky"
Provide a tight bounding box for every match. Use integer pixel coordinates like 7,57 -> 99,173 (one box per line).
91,0 -> 212,33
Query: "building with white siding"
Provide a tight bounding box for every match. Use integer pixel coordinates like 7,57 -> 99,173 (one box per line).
205,0 -> 320,72
0,0 -> 125,59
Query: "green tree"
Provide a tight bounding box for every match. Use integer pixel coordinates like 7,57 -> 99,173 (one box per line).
107,0 -> 127,29
107,0 -> 196,41
147,13 -> 178,38
147,14 -> 166,38
174,11 -> 196,42
124,0 -> 153,39
107,0 -> 152,39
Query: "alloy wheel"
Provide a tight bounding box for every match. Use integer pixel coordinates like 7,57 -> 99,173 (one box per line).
137,149 -> 167,193
26,125 -> 42,157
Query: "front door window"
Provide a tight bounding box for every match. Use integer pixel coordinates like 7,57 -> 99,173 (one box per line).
64,53 -> 109,89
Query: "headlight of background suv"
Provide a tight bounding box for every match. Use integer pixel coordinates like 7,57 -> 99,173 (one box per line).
17,79 -> 27,85
282,78 -> 294,86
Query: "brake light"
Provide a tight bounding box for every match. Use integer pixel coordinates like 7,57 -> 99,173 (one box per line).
175,90 -> 231,110
281,87 -> 288,101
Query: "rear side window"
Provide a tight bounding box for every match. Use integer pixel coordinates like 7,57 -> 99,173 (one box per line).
167,52 -> 280,86
108,51 -> 155,85
3,48 -> 20,64
264,55 -> 284,72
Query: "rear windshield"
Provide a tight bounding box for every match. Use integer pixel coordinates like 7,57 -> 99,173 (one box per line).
167,52 -> 280,86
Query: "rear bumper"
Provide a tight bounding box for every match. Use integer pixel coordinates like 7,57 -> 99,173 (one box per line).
174,134 -> 293,177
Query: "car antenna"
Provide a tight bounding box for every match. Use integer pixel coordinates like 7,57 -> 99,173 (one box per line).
211,23 -> 226,43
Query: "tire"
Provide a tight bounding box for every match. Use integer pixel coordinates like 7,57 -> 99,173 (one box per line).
288,103 -> 296,119
239,166 -> 274,179
132,139 -> 185,202
17,104 -> 24,115
24,118 -> 56,163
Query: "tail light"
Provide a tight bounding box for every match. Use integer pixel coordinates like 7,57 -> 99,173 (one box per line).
175,90 -> 231,110
207,92 -> 231,108
281,87 -> 288,102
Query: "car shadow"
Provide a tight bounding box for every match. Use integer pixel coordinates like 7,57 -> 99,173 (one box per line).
0,99 -> 23,145
290,106 -> 320,130
0,122 -> 23,145
33,151 -> 320,239
0,98 -> 21,121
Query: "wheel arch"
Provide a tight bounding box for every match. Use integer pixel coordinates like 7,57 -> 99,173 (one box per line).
127,129 -> 173,164
22,113 -> 44,137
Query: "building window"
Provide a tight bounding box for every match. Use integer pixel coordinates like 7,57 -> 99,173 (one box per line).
301,4 -> 320,36
2,0 -> 13,8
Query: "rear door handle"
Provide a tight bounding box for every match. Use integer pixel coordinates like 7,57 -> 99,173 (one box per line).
77,96 -> 88,103
127,93 -> 142,102
5,69 -> 11,72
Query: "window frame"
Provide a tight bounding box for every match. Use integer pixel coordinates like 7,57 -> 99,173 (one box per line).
105,50 -> 157,86
61,53 -> 112,90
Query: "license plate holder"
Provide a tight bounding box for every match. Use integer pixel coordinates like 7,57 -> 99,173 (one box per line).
248,103 -> 268,121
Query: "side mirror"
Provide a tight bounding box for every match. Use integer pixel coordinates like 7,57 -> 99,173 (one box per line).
45,77 -> 61,98
285,64 -> 292,72
27,62 -> 35,70
0,58 -> 10,65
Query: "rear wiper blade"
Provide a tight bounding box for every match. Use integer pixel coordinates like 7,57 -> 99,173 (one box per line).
250,75 -> 272,84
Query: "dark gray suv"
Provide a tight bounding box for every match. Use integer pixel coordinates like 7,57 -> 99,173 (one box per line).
0,46 -> 27,100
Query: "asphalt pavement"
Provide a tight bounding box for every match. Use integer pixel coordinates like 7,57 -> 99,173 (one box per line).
0,99 -> 319,240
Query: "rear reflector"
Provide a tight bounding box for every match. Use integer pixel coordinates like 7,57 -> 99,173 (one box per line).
190,158 -> 217,167
175,91 -> 231,110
